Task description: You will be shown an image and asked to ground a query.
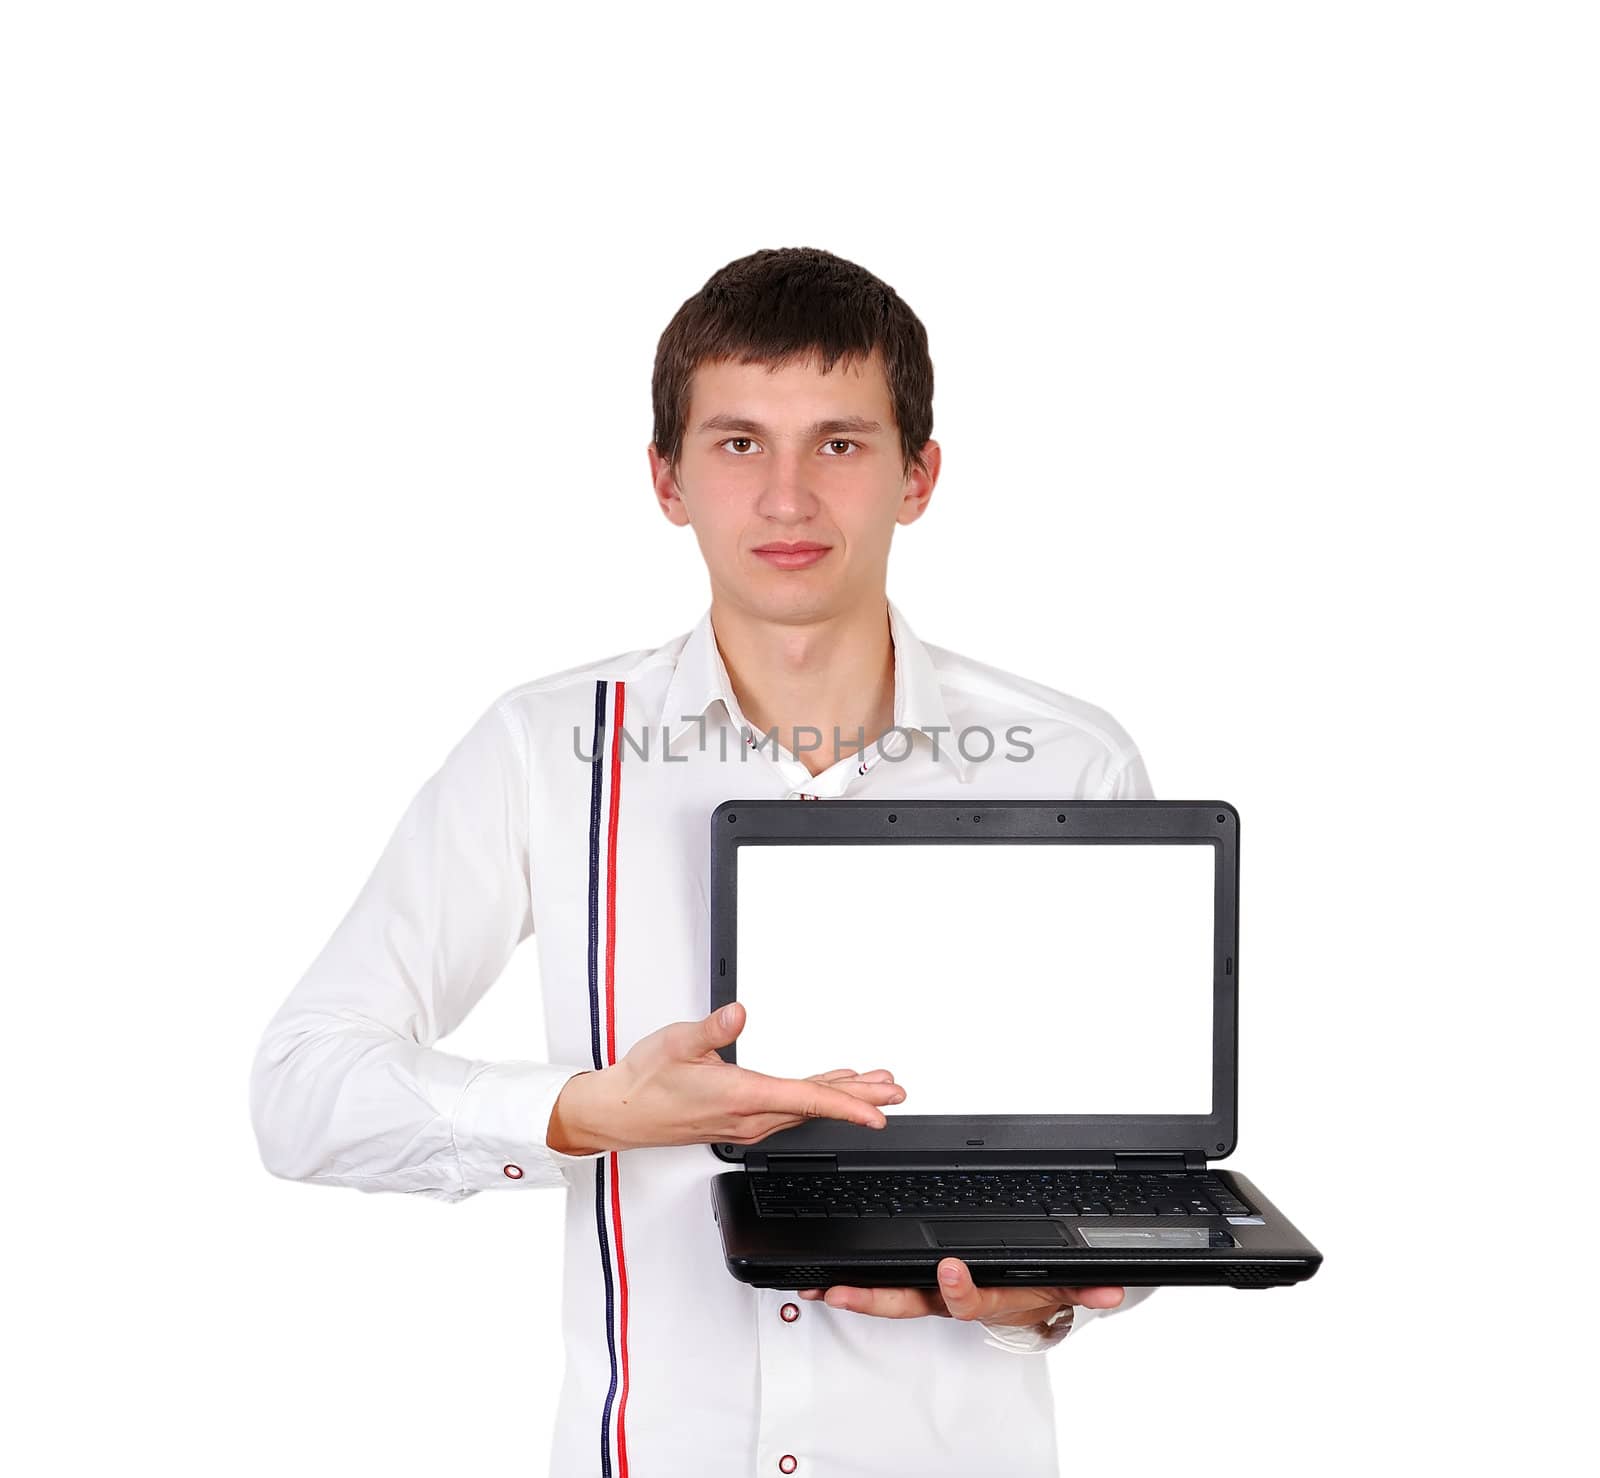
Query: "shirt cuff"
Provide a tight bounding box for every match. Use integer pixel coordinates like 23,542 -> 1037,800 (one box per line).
451,1060 -> 607,1191
979,1304 -> 1089,1354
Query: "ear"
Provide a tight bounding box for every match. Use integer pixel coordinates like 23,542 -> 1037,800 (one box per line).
648,444 -> 693,528
896,439 -> 940,526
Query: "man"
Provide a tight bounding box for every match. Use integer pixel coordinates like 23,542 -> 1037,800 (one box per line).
251,246 -> 1156,1477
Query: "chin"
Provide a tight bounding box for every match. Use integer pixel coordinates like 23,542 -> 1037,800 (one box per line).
734,582 -> 841,624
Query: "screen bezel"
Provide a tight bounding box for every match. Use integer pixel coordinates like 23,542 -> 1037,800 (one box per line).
707,799 -> 1238,1164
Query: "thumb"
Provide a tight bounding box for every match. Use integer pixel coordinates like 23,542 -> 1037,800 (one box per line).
936,1258 -> 986,1319
701,1001 -> 745,1051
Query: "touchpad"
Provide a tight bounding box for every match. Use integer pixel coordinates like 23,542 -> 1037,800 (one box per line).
927,1220 -> 1070,1247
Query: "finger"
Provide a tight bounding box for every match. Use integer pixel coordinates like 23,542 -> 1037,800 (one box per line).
1060,1285 -> 1126,1310
681,1002 -> 744,1056
733,1093 -> 896,1145
805,1070 -> 899,1091
822,1285 -> 946,1319
735,1105 -> 887,1143
735,1089 -> 900,1143
934,1254 -> 992,1324
727,1082 -> 902,1143
933,1264 -> 1121,1324
933,1260 -> 1061,1321
933,1260 -> 1087,1321
798,1288 -> 824,1299
750,1072 -> 896,1129
829,1079 -> 906,1106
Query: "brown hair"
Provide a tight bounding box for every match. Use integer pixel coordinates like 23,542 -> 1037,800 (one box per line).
652,246 -> 934,478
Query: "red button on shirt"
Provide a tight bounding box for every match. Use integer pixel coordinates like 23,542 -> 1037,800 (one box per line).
779,1302 -> 800,1323
778,1458 -> 797,1474
502,1164 -> 524,1179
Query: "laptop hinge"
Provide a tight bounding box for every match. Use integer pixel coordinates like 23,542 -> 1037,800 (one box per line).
746,1153 -> 838,1174
1113,1151 -> 1208,1173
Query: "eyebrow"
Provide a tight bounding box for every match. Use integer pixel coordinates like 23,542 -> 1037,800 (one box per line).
694,413 -> 884,438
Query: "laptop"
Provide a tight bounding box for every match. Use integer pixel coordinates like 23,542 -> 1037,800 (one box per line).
707,799 -> 1323,1290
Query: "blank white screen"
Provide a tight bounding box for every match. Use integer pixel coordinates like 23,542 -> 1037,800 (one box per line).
735,842 -> 1215,1115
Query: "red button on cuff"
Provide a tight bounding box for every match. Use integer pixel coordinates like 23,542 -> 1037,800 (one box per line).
778,1457 -> 797,1474
779,1302 -> 800,1323
503,1164 -> 524,1179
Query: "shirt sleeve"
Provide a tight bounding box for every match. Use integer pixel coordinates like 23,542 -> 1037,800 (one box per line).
1098,744 -> 1154,800
983,731 -> 1160,1350
249,697 -> 605,1202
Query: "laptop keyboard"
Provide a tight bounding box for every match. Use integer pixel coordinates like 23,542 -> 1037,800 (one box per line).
751,1169 -> 1252,1218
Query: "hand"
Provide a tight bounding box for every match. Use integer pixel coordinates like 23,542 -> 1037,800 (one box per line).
546,1000 -> 905,1153
797,1257 -> 1125,1330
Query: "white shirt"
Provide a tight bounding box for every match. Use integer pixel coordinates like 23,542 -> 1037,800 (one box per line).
251,598 -> 1158,1478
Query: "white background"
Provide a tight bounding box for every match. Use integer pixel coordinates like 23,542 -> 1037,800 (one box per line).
3,3 -> 1595,1474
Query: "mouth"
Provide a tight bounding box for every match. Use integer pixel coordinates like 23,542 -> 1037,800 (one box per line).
751,542 -> 832,570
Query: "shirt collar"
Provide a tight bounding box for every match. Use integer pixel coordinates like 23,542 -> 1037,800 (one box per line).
658,598 -> 973,782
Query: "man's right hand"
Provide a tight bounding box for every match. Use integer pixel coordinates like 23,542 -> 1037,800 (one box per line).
546,1000 -> 904,1154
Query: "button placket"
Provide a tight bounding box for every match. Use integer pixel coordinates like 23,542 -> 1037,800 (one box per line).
755,1287 -> 813,1478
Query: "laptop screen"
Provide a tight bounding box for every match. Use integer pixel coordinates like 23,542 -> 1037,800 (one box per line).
735,841 -> 1215,1116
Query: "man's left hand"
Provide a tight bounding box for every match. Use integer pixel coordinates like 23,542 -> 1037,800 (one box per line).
797,1256 -> 1125,1327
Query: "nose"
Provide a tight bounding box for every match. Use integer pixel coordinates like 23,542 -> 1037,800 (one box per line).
754,445 -> 821,524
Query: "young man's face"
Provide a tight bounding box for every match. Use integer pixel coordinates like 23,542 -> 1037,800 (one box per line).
650,347 -> 939,625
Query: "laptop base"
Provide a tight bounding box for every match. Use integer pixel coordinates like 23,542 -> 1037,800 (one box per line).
711,1169 -> 1322,1290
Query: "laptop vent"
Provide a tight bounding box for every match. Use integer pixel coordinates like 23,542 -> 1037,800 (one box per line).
777,1266 -> 829,1284
1221,1265 -> 1292,1287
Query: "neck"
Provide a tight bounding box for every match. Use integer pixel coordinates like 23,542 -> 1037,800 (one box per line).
709,593 -> 897,779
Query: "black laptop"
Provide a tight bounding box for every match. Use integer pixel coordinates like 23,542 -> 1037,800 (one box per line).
707,799 -> 1322,1290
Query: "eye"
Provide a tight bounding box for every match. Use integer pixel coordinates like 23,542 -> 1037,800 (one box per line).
718,437 -> 758,455
822,439 -> 862,456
